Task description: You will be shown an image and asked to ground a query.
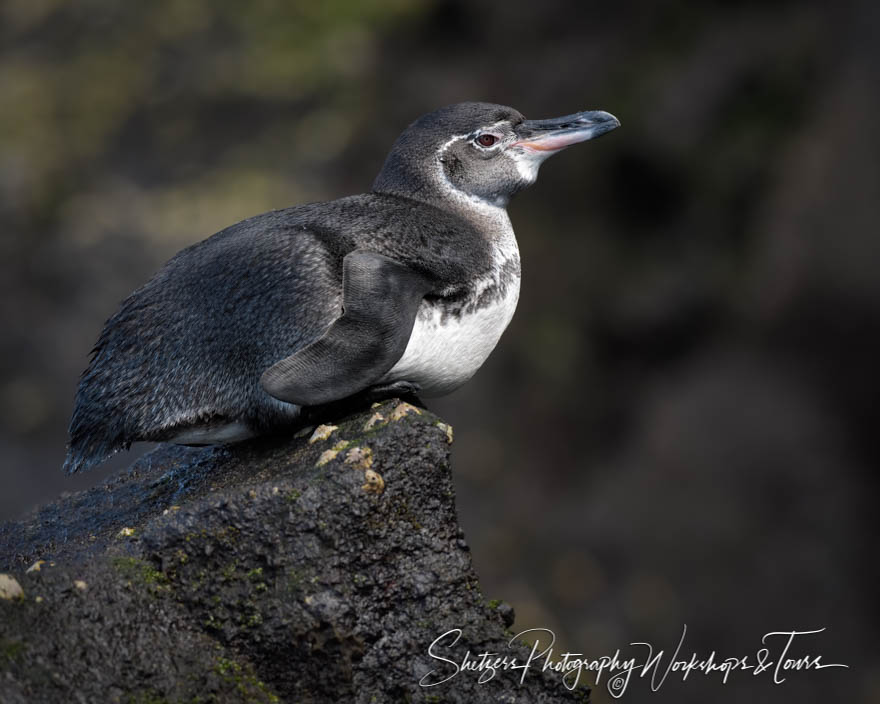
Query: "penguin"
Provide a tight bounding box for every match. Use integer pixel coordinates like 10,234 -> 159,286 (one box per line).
64,102 -> 619,474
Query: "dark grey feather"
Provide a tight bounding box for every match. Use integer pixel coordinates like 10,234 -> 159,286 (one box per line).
260,251 -> 433,405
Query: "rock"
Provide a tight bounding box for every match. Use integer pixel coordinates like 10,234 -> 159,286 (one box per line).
0,574 -> 23,600
0,399 -> 587,703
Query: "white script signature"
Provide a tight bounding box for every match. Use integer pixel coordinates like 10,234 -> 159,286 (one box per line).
419,625 -> 848,697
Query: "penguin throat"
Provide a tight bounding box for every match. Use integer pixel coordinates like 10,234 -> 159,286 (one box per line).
440,171 -> 510,214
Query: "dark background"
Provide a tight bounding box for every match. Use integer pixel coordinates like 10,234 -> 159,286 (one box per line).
1,1 -> 877,701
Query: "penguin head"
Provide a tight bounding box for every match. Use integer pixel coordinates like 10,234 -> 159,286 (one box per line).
373,102 -> 620,209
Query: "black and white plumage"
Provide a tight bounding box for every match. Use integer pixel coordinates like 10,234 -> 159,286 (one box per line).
64,102 -> 619,473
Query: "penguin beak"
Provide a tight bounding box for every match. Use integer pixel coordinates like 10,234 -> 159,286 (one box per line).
512,110 -> 620,152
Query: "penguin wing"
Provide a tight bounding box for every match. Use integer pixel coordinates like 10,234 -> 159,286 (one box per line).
260,250 -> 432,406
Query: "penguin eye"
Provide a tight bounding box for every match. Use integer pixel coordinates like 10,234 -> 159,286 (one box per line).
475,133 -> 498,148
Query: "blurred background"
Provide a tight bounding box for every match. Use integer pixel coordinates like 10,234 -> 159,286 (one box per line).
1,0 -> 877,701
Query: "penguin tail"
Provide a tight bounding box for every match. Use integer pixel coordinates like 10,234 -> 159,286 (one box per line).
63,390 -> 131,474
62,434 -> 126,475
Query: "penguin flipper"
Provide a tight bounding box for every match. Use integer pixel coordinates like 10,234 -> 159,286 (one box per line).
260,250 -> 432,406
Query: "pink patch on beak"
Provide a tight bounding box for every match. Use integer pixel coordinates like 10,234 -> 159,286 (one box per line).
513,130 -> 596,152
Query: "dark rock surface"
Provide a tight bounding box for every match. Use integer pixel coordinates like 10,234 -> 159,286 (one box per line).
0,400 -> 587,703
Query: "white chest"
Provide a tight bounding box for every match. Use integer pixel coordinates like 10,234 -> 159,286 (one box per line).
382,214 -> 521,397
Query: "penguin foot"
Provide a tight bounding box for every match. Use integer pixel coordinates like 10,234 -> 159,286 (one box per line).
364,380 -> 423,405
294,381 -> 425,431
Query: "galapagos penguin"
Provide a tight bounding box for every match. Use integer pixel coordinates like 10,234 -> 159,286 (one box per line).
64,102 -> 619,473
